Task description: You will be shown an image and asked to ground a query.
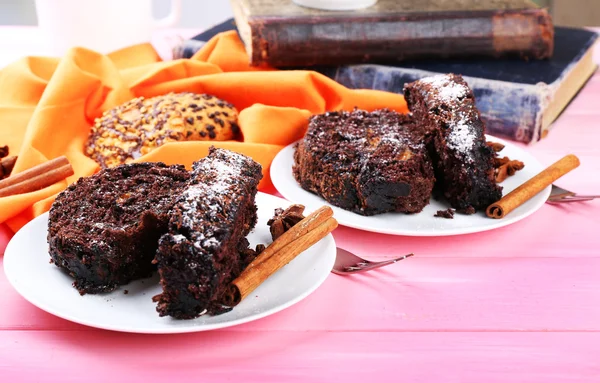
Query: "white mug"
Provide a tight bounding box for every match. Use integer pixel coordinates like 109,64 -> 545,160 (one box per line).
35,0 -> 182,55
292,0 -> 378,11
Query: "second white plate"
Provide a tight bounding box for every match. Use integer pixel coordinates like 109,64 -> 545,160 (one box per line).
271,135 -> 550,236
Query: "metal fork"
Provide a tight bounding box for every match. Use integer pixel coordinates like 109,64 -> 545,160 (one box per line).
546,185 -> 600,204
332,248 -> 413,275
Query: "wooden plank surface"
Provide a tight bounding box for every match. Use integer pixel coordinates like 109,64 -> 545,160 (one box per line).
2,256 -> 599,331
1,331 -> 599,383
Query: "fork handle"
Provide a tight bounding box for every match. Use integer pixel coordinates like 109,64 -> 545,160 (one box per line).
547,196 -> 600,204
565,195 -> 600,199
343,254 -> 414,274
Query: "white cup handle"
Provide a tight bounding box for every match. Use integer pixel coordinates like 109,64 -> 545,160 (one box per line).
153,0 -> 182,29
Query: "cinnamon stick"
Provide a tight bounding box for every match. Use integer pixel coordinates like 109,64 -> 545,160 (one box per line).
247,205 -> 333,270
224,216 -> 338,306
486,154 -> 580,219
0,156 -> 17,179
0,156 -> 74,198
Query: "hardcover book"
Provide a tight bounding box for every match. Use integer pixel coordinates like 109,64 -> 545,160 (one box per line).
173,19 -> 597,143
229,0 -> 554,67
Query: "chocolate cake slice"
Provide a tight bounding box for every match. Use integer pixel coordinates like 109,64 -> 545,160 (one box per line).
48,163 -> 190,294
404,74 -> 502,212
153,147 -> 262,319
293,109 -> 435,215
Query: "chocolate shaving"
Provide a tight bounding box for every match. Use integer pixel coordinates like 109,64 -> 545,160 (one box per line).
0,145 -> 8,158
458,206 -> 476,215
267,204 -> 306,241
434,208 -> 455,219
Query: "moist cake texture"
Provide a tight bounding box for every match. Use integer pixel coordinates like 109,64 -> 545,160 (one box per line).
404,74 -> 502,212
153,147 -> 263,319
48,162 -> 190,294
293,109 -> 435,215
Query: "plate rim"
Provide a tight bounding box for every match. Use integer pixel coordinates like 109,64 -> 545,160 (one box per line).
270,135 -> 551,236
3,192 -> 337,334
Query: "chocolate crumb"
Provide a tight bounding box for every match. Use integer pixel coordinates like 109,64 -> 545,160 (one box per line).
124,290 -> 129,295
434,208 -> 455,219
458,206 -> 476,215
0,145 -> 8,158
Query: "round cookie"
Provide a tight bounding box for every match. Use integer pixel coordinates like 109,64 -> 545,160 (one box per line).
85,92 -> 240,168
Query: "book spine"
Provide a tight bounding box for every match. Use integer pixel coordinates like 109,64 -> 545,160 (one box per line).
248,8 -> 554,67
172,39 -> 207,60
331,65 -> 546,143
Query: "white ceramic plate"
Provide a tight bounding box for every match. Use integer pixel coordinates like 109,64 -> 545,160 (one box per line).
271,135 -> 551,236
3,192 -> 336,334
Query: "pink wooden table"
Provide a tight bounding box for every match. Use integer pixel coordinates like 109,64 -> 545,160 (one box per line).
1,27 -> 600,382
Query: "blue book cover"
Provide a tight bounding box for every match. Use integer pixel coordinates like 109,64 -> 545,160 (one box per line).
173,19 -> 598,143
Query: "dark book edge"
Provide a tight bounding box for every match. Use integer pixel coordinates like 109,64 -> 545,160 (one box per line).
242,8 -> 553,66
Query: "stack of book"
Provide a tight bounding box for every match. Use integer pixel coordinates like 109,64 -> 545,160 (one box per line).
174,0 -> 598,143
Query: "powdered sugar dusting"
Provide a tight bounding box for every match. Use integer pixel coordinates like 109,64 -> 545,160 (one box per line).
380,133 -> 409,147
419,75 -> 478,161
438,83 -> 467,102
421,74 -> 467,103
171,234 -> 187,243
446,119 -> 476,163
174,149 -> 254,251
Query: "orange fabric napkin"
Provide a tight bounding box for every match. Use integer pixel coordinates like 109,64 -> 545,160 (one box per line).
0,31 -> 407,233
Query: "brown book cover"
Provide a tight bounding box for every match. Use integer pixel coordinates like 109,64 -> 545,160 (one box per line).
230,0 -> 554,67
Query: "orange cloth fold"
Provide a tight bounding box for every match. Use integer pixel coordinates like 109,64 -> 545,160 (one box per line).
0,32 -> 407,232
